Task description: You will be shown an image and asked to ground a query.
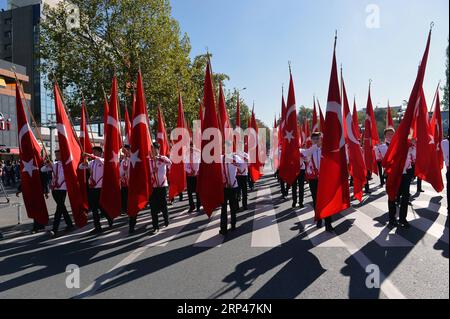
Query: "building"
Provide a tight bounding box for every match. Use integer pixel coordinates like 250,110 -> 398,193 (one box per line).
0,59 -> 30,157
0,0 -> 62,127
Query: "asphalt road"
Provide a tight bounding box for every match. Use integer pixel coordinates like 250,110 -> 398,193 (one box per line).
0,167 -> 448,299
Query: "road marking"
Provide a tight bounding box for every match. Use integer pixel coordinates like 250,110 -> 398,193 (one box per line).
193,211 -> 224,247
251,186 -> 281,247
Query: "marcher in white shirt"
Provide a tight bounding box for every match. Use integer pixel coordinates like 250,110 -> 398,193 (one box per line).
41,150 -> 74,237
120,145 -> 131,217
220,153 -> 245,236
185,143 -> 201,213
236,149 -> 249,211
292,148 -> 306,208
301,132 -> 334,233
148,142 -> 172,234
375,128 -> 395,187
387,139 -> 416,229
79,146 -> 113,233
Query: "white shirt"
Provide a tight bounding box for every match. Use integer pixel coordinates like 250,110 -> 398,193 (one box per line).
236,151 -> 249,176
222,154 -> 245,188
442,139 -> 449,168
302,144 -> 321,177
41,161 -> 66,191
184,148 -> 201,177
149,156 -> 172,188
120,157 -> 130,187
375,143 -> 389,161
79,157 -> 104,189
299,148 -> 306,170
403,146 -> 416,174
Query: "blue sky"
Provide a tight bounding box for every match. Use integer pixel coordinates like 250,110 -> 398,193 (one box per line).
2,0 -> 448,126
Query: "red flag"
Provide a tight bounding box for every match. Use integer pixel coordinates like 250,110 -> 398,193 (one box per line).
278,69 -> 301,186
100,76 -> 122,220
364,84 -> 379,174
386,101 -> 395,130
78,99 -> 92,214
156,106 -> 170,157
342,74 -> 366,202
318,101 -> 325,132
249,109 -> 262,182
415,88 -> 444,192
218,82 -> 231,138
312,99 -> 319,133
127,71 -> 152,217
16,84 -> 49,225
352,99 -> 361,141
316,38 -> 350,220
80,100 -> 93,154
430,87 -> 444,169
197,62 -> 224,217
168,91 -> 187,200
383,29 -> 432,201
124,106 -> 132,145
54,84 -> 88,227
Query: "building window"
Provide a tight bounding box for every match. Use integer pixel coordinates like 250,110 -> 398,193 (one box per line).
4,31 -> 11,38
4,44 -> 11,51
4,19 -> 12,25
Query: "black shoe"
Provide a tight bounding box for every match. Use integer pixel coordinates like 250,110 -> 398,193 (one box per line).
299,203 -> 305,208
398,220 -> 410,229
129,227 -> 135,235
388,220 -> 399,228
316,220 -> 323,229
188,208 -> 195,214
164,221 -> 169,228
107,219 -> 114,228
231,225 -> 236,231
49,230 -> 57,238
325,225 -> 335,233
152,228 -> 160,235
219,229 -> 228,236
292,202 -> 297,208
418,189 -> 424,193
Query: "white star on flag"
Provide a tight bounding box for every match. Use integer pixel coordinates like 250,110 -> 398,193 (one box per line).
130,149 -> 141,168
284,130 -> 294,143
22,159 -> 37,177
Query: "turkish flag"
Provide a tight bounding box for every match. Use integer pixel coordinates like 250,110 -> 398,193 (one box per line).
124,106 -> 132,145
168,92 -> 188,200
54,84 -> 88,227
415,88 -> 444,192
197,62 -> 224,217
16,84 -> 49,225
430,88 -> 444,169
383,29 -> 432,201
318,101 -> 325,132
218,82 -> 231,140
278,70 -> 301,186
100,76 -> 122,220
127,71 -> 152,217
342,73 -> 366,202
352,99 -> 361,141
316,40 -> 350,220
279,94 -> 287,149
364,85 -> 379,174
312,99 -> 319,133
156,106 -> 170,157
249,109 -> 262,182
386,102 -> 395,130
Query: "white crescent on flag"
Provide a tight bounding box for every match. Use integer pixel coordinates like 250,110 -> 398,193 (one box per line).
132,114 -> 148,129
57,123 -> 73,165
18,123 -> 31,150
107,115 -> 119,129
327,101 -> 346,151
346,113 -> 360,145
286,104 -> 296,121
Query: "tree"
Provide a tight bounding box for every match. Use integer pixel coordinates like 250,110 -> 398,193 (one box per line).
40,0 -> 196,129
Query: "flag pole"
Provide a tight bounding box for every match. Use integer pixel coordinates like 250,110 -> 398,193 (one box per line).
429,80 -> 441,113
11,67 -> 50,159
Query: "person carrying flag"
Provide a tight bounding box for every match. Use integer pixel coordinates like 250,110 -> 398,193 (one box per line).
80,146 -> 113,234
120,144 -> 131,216
148,142 -> 172,234
302,132 -> 334,232
236,147 -> 249,211
185,141 -> 201,213
41,150 -> 74,238
292,150 -> 306,208
375,128 -> 395,187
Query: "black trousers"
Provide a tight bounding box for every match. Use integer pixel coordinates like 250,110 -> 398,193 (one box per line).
292,170 -> 306,206
365,170 -> 372,193
309,179 -> 332,227
150,187 -> 169,230
121,187 -> 128,214
388,172 -> 412,223
237,175 -> 248,209
248,175 -> 254,190
51,190 -> 73,232
377,161 -> 385,186
221,188 -> 239,232
88,188 -> 112,230
187,176 -> 201,210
